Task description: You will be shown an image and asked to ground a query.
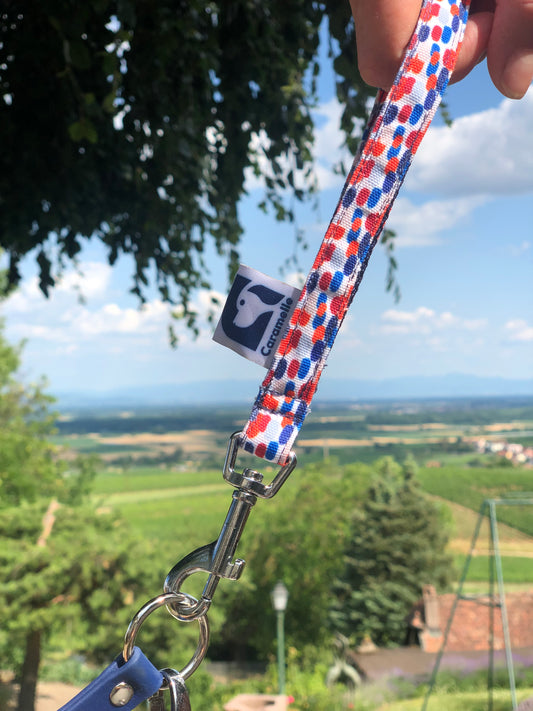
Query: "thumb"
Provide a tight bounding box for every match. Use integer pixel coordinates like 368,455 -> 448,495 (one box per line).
488,0 -> 533,98
349,0 -> 423,89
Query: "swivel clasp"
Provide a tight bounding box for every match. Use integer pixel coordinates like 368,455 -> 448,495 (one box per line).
164,433 -> 297,621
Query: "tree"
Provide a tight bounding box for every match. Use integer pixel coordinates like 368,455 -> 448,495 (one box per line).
0,502 -> 160,711
0,2 -> 375,334
0,326 -> 163,711
329,457 -> 455,647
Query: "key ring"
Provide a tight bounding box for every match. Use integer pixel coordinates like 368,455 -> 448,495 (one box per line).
123,592 -> 210,680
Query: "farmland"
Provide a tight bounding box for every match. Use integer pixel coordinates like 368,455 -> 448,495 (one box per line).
55,395 -> 533,467
53,395 -> 533,585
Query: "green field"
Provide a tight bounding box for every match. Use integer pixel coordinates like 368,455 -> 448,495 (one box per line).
88,464 -> 533,590
92,467 -> 222,494
59,397 -> 533,587
377,688 -> 533,710
418,466 -> 533,536
454,554 -> 533,582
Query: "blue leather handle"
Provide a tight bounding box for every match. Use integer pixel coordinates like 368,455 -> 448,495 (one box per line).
58,646 -> 162,711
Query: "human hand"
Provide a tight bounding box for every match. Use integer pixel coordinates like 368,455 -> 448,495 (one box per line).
349,0 -> 533,99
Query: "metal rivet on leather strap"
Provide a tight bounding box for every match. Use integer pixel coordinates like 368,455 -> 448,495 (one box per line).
109,681 -> 134,707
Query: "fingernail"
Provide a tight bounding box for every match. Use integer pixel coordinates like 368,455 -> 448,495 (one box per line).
502,50 -> 533,99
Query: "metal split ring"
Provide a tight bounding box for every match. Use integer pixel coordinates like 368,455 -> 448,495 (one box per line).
123,591 -> 210,680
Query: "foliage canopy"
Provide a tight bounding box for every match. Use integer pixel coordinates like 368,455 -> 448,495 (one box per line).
330,457 -> 455,647
0,2 -> 374,332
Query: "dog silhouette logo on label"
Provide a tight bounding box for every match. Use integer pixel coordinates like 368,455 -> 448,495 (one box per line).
213,265 -> 300,367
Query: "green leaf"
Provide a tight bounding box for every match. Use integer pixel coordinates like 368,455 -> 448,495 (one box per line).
69,41 -> 91,70
67,121 -> 85,142
68,119 -> 98,144
102,91 -> 117,114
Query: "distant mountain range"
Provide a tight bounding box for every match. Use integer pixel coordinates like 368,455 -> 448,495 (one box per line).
53,373 -> 533,410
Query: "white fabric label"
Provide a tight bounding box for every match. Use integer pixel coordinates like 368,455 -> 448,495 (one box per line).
213,264 -> 301,368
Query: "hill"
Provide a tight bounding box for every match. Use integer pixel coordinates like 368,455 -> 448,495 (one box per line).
53,374 -> 533,410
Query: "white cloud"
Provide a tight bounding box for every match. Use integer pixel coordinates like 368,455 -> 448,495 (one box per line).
244,86 -> 533,207
2,262 -> 112,318
312,99 -> 364,191
1,277 -> 42,313
380,306 -> 488,335
9,323 -> 66,342
196,288 -> 225,315
73,300 -> 170,336
505,319 -> 533,342
244,97 -> 364,194
2,259 -> 224,353
308,91 -> 533,252
407,87 -> 533,196
55,261 -> 112,298
388,195 -> 487,247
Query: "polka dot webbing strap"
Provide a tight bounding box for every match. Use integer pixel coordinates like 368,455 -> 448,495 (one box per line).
241,0 -> 470,465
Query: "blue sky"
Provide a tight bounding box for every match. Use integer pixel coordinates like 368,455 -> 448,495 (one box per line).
2,57 -> 532,397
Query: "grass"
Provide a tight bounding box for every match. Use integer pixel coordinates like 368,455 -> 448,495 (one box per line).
454,554 -> 533,582
377,687 -> 533,710
92,466 -> 234,574
418,466 -> 533,536
90,460 -> 533,584
111,488 -> 231,545
92,467 -> 221,494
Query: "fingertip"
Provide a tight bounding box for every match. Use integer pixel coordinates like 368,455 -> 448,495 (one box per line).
356,57 -> 399,92
485,0 -> 533,99
351,0 -> 422,90
449,11 -> 492,86
498,50 -> 533,100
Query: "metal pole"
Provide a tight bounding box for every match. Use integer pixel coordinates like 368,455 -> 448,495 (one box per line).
488,504 -> 495,711
421,500 -> 487,711
276,609 -> 286,695
489,500 -> 518,710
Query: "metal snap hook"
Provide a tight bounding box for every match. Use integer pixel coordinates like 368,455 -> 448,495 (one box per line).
123,592 -> 209,680
164,433 -> 297,623
164,486 -> 259,621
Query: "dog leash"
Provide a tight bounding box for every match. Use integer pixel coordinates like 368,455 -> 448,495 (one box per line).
240,0 -> 471,465
58,1 -> 470,707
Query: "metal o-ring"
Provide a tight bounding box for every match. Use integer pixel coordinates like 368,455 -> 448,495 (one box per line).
123,591 -> 210,680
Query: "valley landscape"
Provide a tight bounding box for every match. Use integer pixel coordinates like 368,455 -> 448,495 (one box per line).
54,395 -> 533,588
6,394 -> 533,711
